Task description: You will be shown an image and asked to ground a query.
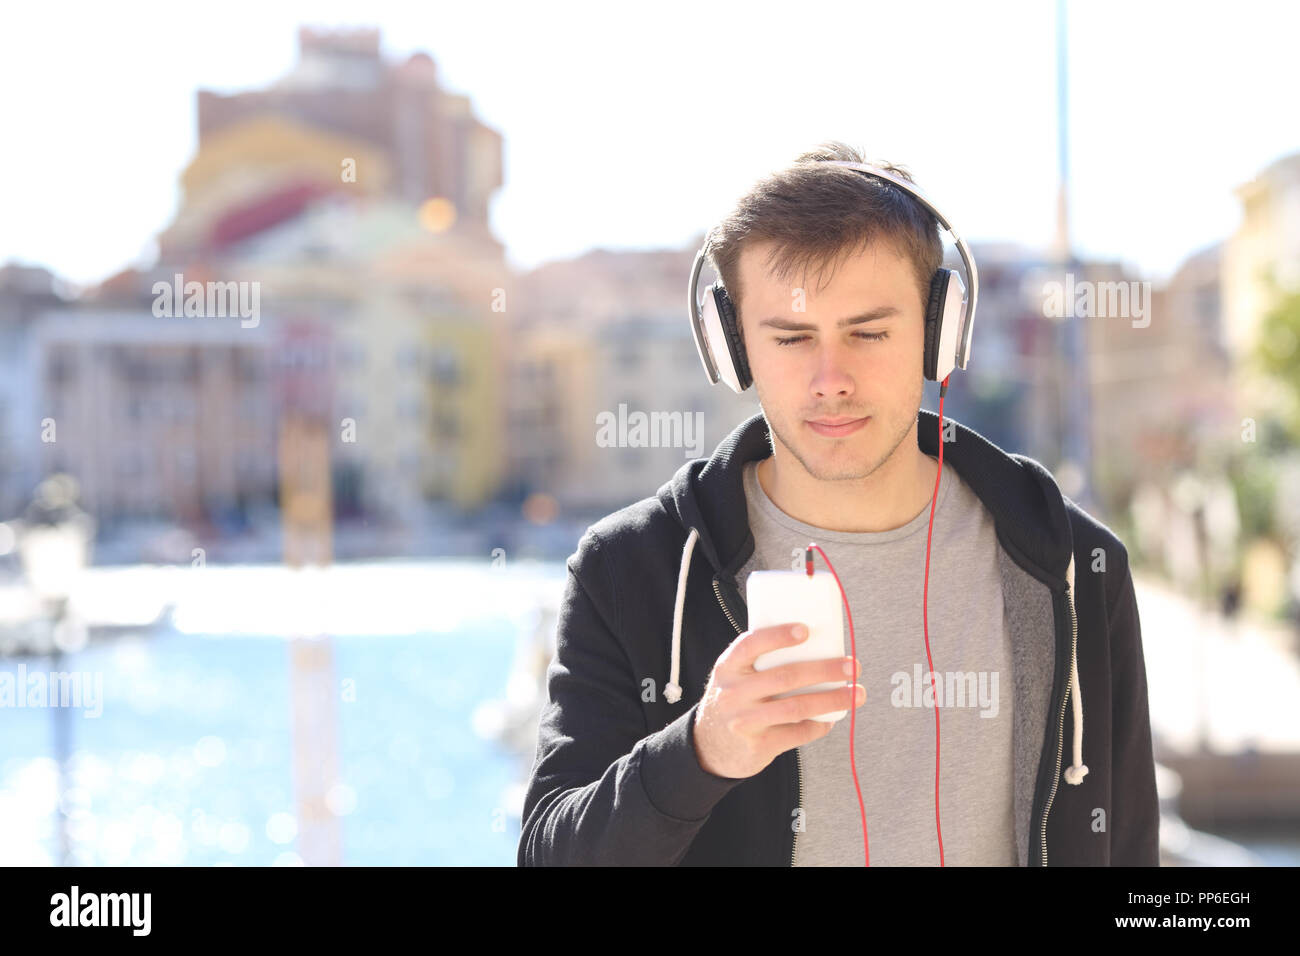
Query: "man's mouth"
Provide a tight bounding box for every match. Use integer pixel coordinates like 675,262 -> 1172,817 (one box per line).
807,416 -> 869,437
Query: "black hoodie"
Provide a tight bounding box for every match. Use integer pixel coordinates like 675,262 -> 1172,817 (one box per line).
518,409 -> 1160,865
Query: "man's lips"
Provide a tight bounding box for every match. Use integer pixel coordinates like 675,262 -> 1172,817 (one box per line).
807,415 -> 869,437
808,416 -> 865,426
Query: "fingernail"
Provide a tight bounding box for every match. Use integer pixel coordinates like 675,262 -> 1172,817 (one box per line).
792,624 -> 808,640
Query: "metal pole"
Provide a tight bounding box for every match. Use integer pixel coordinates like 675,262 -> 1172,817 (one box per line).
1056,0 -> 1094,507
51,629 -> 71,866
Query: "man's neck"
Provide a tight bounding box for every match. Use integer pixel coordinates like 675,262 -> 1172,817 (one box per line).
755,419 -> 940,533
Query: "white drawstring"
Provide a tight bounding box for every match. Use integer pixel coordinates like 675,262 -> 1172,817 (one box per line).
664,526 -> 698,704
1063,553 -> 1089,785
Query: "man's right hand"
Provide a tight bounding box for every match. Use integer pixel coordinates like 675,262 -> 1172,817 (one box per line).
692,622 -> 864,779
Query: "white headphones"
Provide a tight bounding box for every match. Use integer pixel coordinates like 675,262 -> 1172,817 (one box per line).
687,161 -> 980,392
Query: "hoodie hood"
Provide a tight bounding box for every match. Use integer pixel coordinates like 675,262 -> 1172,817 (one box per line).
655,408 -> 1089,786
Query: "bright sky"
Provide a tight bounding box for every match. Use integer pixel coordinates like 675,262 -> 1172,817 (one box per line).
1,0 -> 1295,289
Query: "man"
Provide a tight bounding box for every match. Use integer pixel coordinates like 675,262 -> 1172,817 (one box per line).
517,142 -> 1159,866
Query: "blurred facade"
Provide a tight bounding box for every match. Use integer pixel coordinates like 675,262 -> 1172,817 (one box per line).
29,309 -> 277,525
1221,151 -> 1300,617
0,265 -> 64,520
0,27 -> 1297,579
3,27 -> 510,546
506,246 -> 760,514
1084,245 -> 1234,514
1224,152 -> 1300,374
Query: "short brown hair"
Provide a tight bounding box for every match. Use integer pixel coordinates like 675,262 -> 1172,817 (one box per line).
705,141 -> 943,347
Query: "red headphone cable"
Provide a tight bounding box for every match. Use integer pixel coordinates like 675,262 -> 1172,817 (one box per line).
923,375 -> 950,866
802,373 -> 950,867
805,542 -> 867,864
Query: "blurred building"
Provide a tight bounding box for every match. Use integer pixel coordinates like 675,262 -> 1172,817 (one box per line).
1083,244 -> 1234,514
0,265 -> 66,519
27,307 -> 277,526
188,26 -> 501,236
941,242 -> 1062,463
217,195 -> 507,517
943,241 -> 1233,519
507,244 -> 760,515
1223,151 -> 1300,424
931,241 -> 1110,500
43,26 -> 513,531
1224,151 -> 1300,365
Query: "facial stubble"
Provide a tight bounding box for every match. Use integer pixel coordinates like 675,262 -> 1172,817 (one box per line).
757,374 -> 923,484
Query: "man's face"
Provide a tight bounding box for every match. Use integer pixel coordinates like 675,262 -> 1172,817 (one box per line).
736,238 -> 927,481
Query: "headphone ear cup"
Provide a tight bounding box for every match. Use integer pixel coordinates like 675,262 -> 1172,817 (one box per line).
923,270 -> 951,382
715,285 -> 752,391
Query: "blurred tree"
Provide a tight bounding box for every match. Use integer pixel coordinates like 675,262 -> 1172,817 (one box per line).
1228,453 -> 1277,544
1255,287 -> 1300,440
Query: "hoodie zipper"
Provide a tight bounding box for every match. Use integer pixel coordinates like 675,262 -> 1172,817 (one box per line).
712,574 -> 804,866
1037,571 -> 1079,865
712,578 -> 743,636
791,748 -> 804,865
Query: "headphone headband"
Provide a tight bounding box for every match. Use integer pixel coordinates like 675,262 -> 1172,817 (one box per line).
821,161 -> 979,342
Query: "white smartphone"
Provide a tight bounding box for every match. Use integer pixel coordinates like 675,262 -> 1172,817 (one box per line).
746,569 -> 849,722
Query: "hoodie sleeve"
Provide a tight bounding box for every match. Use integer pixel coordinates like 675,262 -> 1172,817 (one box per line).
1106,548 -> 1161,865
517,529 -> 745,866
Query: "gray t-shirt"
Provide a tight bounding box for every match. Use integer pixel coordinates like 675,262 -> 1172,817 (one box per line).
736,455 -> 1017,866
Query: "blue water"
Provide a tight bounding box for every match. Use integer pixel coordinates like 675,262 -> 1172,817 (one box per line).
4,560 -> 1295,866
0,565 -> 551,866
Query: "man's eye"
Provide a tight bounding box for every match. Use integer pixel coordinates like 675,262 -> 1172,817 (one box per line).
773,331 -> 889,347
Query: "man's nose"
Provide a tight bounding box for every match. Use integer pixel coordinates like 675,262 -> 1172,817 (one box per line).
811,343 -> 855,397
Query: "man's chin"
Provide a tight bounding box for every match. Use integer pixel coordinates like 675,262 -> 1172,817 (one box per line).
801,441 -> 887,479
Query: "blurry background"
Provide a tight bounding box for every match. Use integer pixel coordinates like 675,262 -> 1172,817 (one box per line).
1,0 -> 1298,866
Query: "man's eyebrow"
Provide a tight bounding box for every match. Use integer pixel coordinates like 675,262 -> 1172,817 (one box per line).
755,306 -> 901,332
